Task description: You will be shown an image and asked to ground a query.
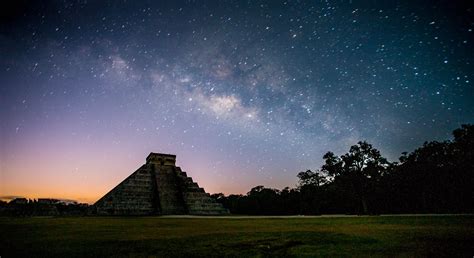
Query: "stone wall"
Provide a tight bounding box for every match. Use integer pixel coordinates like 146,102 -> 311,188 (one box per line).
95,165 -> 157,215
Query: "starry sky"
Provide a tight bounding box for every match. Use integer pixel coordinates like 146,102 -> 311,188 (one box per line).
1,1 -> 473,203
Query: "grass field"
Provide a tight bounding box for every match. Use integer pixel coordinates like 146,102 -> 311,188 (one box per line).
0,215 -> 473,257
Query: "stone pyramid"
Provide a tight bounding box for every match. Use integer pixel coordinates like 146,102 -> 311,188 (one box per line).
94,153 -> 229,215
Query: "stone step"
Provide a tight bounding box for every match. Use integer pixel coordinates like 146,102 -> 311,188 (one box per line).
187,202 -> 225,209
184,192 -> 209,197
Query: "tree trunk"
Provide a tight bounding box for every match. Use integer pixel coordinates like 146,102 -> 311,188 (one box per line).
361,198 -> 368,215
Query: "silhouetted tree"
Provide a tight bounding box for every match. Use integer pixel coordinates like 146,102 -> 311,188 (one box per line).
297,170 -> 327,187
390,124 -> 474,213
451,124 -> 474,212
322,141 -> 389,214
297,170 -> 327,214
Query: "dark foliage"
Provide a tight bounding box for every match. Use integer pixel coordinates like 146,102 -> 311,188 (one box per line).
212,124 -> 474,215
0,199 -> 90,216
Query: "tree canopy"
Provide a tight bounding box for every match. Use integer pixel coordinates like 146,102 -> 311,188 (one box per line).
211,125 -> 473,215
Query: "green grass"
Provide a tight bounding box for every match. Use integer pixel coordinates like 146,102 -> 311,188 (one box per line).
1,215 -> 473,257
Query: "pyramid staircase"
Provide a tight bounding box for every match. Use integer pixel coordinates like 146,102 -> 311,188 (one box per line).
177,168 -> 230,215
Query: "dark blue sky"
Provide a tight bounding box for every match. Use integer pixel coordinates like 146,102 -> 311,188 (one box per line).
1,0 -> 473,202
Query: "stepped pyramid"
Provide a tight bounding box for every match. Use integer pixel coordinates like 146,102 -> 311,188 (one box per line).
94,153 -> 229,215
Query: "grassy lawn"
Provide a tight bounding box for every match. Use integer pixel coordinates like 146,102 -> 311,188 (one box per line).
0,215 -> 473,257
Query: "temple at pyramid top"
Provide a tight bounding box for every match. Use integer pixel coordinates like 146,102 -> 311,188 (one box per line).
146,152 -> 176,166
94,152 -> 229,215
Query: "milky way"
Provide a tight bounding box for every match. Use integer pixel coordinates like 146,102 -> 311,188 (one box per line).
1,1 -> 473,202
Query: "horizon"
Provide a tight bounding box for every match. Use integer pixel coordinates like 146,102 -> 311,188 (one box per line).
0,127 -> 465,205
1,1 -> 473,204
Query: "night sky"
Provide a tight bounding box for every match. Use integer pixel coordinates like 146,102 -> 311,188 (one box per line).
1,1 -> 473,203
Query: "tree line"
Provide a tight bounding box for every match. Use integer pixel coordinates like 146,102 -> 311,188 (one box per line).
211,124 -> 473,215
0,199 -> 90,216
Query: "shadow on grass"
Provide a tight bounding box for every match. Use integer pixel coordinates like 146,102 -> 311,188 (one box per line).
2,231 -> 380,257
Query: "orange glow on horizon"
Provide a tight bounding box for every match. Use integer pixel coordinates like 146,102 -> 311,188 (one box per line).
1,150 -> 294,204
